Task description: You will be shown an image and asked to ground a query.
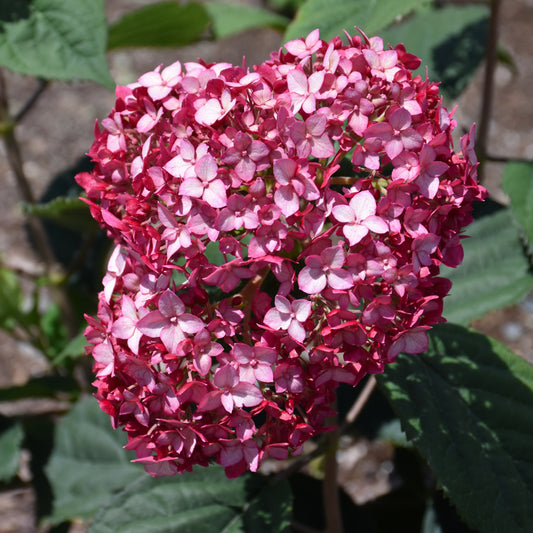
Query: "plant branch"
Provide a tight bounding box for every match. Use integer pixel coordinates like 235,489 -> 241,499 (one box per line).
338,376 -> 377,434
476,0 -> 502,182
14,78 -> 49,124
0,70 -> 78,338
323,408 -> 343,533
271,376 -> 378,486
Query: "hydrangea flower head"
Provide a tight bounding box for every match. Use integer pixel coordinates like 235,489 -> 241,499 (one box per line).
77,29 -> 485,478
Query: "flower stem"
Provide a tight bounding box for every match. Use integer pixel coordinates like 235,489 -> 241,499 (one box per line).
476,0 -> 501,183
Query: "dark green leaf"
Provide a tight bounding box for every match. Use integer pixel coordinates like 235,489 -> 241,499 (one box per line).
378,324 -> 533,533
22,196 -> 97,233
205,2 -> 289,39
0,423 -> 24,482
0,0 -> 113,87
267,0 -> 305,16
44,397 -> 143,524
502,161 -> 533,254
380,5 -> 489,99
284,0 -> 429,43
89,466 -> 292,533
441,208 -> 533,324
107,1 -> 209,50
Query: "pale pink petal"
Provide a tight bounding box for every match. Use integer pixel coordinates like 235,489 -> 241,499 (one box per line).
204,179 -> 227,208
327,269 -> 354,290
363,215 -> 388,234
179,178 -> 204,198
232,383 -> 262,408
274,295 -> 292,314
298,267 -> 327,294
332,204 -> 355,224
111,316 -> 135,339
343,223 -> 369,245
264,308 -> 290,330
195,99 -> 222,126
287,69 -> 308,95
292,299 -> 311,322
288,320 -> 306,343
350,191 -> 376,220
178,314 -> 205,334
274,186 -> 299,216
195,154 -> 218,181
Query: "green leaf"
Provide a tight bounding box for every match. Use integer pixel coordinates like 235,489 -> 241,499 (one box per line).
380,5 -> 489,99
205,2 -> 289,39
22,196 -> 97,234
377,324 -> 533,533
89,466 -> 292,533
0,423 -> 24,482
40,302 -> 68,359
0,263 -> 26,330
107,1 -> 209,50
285,0 -> 429,43
0,0 -> 113,87
51,330 -> 87,367
44,397 -> 143,524
441,208 -> 533,324
502,161 -> 533,253
0,375 -> 78,403
420,499 -> 443,533
376,419 -> 411,448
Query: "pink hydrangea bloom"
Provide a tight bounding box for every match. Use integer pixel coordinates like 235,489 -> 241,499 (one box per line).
77,28 -> 485,479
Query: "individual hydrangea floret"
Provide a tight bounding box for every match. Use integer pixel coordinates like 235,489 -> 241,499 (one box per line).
77,28 -> 486,478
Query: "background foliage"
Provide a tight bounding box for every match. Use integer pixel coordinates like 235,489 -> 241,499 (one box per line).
0,1 -> 532,532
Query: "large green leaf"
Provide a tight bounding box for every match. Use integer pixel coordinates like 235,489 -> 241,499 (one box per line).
441,207 -> 533,324
284,0 -> 429,43
89,467 -> 292,533
380,4 -> 489,99
107,1 -> 209,50
502,161 -> 533,254
0,423 -> 24,482
205,2 -> 289,39
0,0 -> 113,87
377,324 -> 533,533
44,397 -> 143,524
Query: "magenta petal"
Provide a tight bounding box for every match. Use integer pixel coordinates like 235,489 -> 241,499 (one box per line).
159,291 -> 185,317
